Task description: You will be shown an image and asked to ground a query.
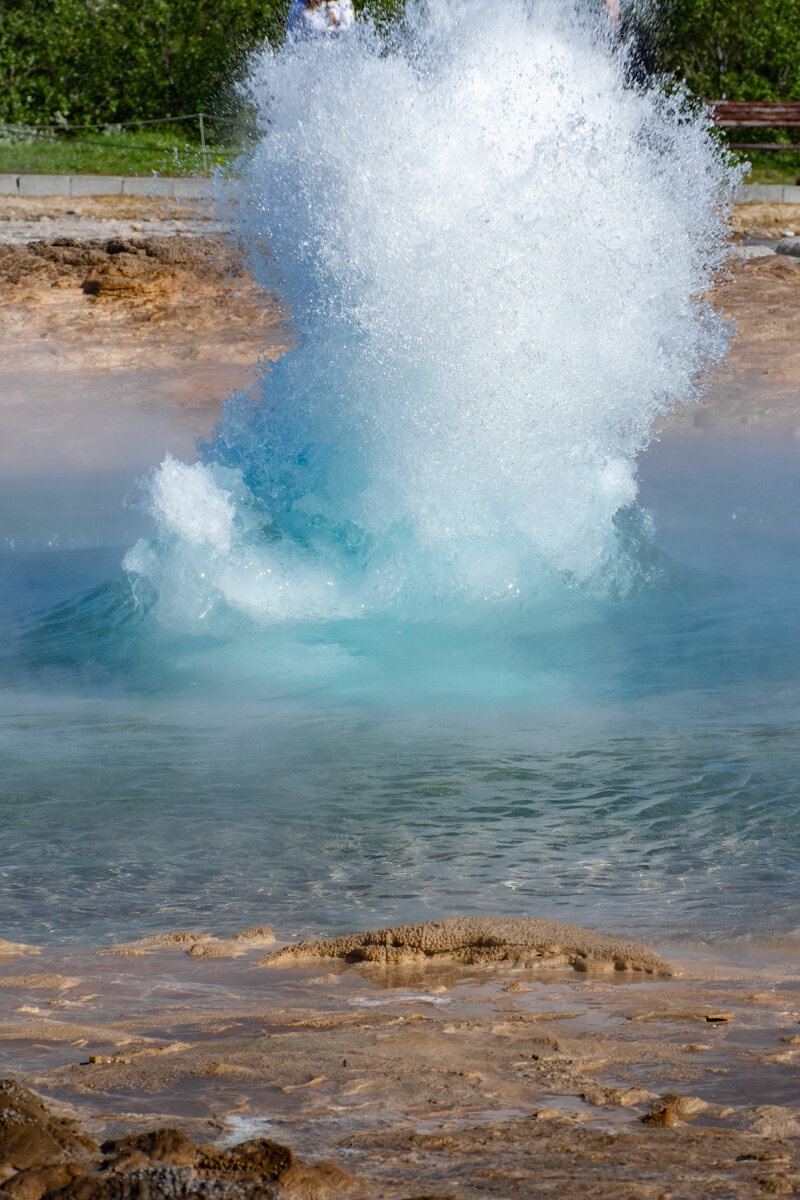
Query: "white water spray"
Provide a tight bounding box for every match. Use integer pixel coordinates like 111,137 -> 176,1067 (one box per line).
125,0 -> 734,628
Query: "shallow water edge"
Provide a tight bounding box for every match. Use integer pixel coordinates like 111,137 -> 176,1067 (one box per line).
0,921 -> 798,1198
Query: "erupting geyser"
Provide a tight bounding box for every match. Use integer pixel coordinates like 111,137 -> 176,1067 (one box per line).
3,3 -> 796,945
124,0 -> 734,628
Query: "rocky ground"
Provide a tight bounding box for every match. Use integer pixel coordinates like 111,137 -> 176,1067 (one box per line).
0,1077 -> 350,1200
0,922 -> 798,1199
1,197 -> 799,439
0,197 -> 289,439
0,232 -> 287,403
0,197 -> 227,247
666,249 -> 800,438
658,203 -> 800,438
1,1070 -> 798,1200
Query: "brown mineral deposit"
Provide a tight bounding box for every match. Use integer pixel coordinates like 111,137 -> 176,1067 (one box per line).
261,916 -> 674,974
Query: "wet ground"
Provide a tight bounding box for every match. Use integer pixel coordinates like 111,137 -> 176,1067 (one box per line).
0,933 -> 798,1197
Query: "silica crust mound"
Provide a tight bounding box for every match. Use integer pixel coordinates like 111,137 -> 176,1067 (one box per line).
262,916 -> 672,974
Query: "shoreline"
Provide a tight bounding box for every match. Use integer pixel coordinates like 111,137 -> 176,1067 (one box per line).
1,919 -> 798,1196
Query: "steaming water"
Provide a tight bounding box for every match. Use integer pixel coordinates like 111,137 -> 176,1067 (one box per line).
2,0 -> 799,950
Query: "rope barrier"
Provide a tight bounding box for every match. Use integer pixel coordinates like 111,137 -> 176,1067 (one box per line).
2,113 -> 202,131
0,113 -> 248,133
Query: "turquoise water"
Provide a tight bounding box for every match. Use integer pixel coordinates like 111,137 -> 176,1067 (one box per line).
1,435 -> 799,947
2,2 -> 797,950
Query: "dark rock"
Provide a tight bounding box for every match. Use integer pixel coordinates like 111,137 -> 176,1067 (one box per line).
105,239 -> 140,256
54,1166 -> 213,1200
776,237 -> 800,258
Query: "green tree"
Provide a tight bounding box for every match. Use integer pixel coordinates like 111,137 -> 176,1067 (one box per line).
8,0 -> 800,131
0,0 -> 289,126
650,0 -> 800,100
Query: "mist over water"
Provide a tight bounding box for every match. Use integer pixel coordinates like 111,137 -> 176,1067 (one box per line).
3,2 -> 799,949
124,0 -> 732,627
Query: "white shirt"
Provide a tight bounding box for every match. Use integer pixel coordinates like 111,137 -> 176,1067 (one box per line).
287,0 -> 355,37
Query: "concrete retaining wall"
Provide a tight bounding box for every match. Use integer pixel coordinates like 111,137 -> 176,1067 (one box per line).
0,174 -> 216,198
0,174 -> 797,203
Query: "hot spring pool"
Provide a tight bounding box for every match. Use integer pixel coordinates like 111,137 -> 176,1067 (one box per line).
1,0 -> 798,953
1,432 -> 798,949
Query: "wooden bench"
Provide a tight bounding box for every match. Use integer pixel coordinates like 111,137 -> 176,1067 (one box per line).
708,101 -> 800,150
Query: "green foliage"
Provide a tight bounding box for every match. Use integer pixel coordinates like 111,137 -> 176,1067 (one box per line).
0,0 -> 290,126
356,0 -> 406,35
5,0 -> 800,136
650,0 -> 800,100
